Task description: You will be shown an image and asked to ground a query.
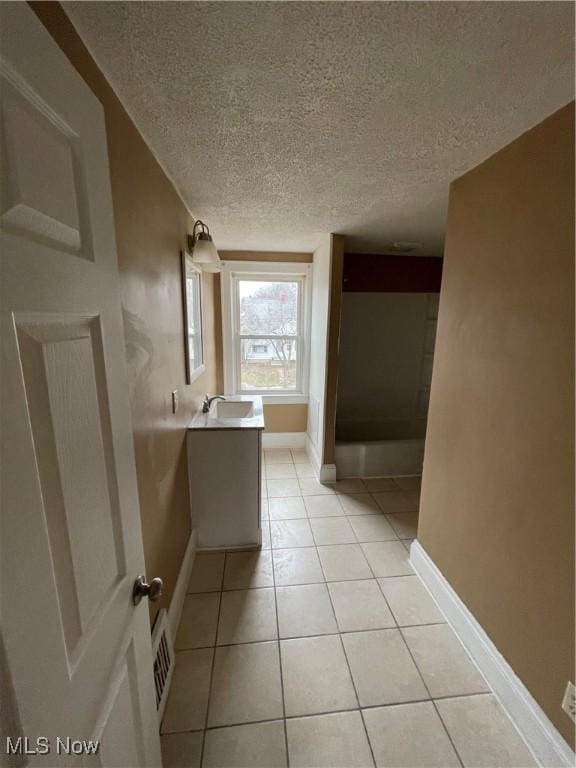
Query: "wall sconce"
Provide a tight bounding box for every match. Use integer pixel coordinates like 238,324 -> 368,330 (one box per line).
186,220 -> 222,273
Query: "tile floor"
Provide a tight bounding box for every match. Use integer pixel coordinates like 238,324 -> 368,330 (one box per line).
161,447 -> 537,768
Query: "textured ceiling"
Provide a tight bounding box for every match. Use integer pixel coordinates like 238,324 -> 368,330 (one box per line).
65,1 -> 574,255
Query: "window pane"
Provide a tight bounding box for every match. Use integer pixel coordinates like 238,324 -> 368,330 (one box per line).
239,280 -> 299,336
240,338 -> 297,390
186,272 -> 203,372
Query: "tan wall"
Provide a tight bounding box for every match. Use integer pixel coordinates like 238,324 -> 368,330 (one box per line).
217,251 -> 312,432
419,103 -> 575,746
31,2 -> 219,622
263,404 -> 308,433
220,251 -> 313,263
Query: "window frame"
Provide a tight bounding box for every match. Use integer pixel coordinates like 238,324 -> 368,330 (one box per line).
221,261 -> 312,403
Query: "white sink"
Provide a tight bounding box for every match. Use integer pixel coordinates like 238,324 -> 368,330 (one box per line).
215,400 -> 254,419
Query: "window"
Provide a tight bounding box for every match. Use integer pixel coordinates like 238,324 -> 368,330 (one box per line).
221,263 -> 311,401
238,278 -> 299,391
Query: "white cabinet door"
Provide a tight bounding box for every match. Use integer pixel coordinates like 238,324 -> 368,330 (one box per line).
0,5 -> 162,766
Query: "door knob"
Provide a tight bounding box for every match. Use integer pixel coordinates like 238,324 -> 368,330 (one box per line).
132,575 -> 163,606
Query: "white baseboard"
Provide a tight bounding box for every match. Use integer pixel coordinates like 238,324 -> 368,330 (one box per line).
167,529 -> 197,640
262,432 -> 307,448
304,434 -> 337,483
319,463 -> 337,483
410,540 -> 575,768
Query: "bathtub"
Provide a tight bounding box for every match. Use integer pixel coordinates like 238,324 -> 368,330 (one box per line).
335,419 -> 425,478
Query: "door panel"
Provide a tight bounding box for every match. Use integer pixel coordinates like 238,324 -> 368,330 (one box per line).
16,316 -> 126,665
0,5 -> 161,766
94,639 -> 146,768
0,68 -> 92,258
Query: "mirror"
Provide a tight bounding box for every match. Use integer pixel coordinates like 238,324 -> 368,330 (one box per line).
181,251 -> 205,383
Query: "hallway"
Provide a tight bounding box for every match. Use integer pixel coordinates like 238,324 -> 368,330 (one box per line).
160,449 -> 537,768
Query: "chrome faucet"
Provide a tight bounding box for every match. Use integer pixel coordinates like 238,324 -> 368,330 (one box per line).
202,394 -> 226,413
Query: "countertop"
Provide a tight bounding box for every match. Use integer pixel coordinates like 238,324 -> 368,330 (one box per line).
188,395 -> 265,431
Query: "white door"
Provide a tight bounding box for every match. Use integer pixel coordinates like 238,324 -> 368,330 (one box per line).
0,5 -> 162,767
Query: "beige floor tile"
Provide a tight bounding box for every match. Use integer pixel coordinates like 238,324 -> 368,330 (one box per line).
175,593 -> 220,650
332,478 -> 367,494
304,495 -> 345,517
208,641 -> 283,727
295,462 -> 316,478
317,543 -> 373,581
188,553 -> 225,593
402,538 -> 414,552
217,588 -> 277,645
348,514 -> 398,542
261,499 -> 269,520
261,464 -> 267,478
265,449 -> 293,464
267,478 -> 302,498
342,629 -> 428,707
291,449 -> 310,464
360,541 -> 414,577
363,477 -> 398,492
203,720 -> 287,768
299,478 -> 336,496
287,711 -> 374,768
402,624 -> 490,697
393,475 -> 422,492
269,496 -> 308,520
223,549 -> 273,589
261,480 -> 268,499
281,634 -> 357,716
388,511 -> 419,539
162,648 -> 213,733
161,731 -> 203,768
271,518 -> 314,548
339,493 -> 380,516
363,702 -> 460,768
310,517 -> 356,545
379,575 -> 444,626
436,694 -> 538,767
266,463 -> 297,479
276,583 -> 338,638
261,521 -> 271,549
328,580 -> 395,632
373,491 -> 420,513
273,547 -> 325,586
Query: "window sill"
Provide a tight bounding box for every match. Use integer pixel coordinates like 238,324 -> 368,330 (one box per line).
242,394 -> 309,406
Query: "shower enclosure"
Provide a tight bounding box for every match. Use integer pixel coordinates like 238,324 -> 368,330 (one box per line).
335,254 -> 442,478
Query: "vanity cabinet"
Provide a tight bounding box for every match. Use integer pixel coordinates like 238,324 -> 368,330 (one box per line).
187,396 -> 264,550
